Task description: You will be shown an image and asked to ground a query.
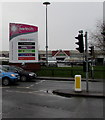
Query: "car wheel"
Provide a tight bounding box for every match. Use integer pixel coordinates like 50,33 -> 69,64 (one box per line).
2,78 -> 10,86
21,76 -> 27,82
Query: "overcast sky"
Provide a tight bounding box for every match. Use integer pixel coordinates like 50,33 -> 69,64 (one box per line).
1,1 -> 103,51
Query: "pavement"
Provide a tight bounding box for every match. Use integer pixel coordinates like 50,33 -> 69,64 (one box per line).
37,76 -> 105,98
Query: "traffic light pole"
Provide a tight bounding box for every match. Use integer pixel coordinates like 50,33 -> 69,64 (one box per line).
89,46 -> 94,79
91,56 -> 94,79
75,30 -> 89,92
84,32 -> 89,92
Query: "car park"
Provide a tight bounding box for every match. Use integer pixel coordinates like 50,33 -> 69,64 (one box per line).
2,65 -> 37,82
0,68 -> 20,86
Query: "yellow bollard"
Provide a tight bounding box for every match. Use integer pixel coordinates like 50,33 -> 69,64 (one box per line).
75,75 -> 82,92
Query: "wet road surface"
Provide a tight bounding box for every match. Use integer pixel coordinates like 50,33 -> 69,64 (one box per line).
1,79 -> 104,118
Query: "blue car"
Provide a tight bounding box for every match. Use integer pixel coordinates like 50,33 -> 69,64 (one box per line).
0,68 -> 20,86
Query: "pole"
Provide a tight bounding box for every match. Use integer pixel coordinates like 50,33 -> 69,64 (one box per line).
91,46 -> 94,79
46,5 -> 48,66
85,32 -> 89,92
43,2 -> 50,66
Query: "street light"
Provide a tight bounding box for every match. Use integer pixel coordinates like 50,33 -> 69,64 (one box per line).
43,2 -> 51,66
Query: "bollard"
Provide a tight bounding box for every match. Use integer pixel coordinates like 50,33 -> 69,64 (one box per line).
75,75 -> 82,92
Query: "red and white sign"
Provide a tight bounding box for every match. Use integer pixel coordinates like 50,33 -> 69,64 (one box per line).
10,23 -> 38,40
9,23 -> 38,63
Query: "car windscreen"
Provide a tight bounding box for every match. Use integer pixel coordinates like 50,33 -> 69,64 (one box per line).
2,66 -> 9,71
0,68 -> 7,72
12,66 -> 24,71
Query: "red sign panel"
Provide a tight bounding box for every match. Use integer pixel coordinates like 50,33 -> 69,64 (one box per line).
18,57 -> 35,60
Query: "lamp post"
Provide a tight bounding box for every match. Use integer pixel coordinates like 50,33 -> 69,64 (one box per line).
43,2 -> 50,66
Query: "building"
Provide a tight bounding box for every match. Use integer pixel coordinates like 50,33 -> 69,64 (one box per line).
1,50 -> 105,65
52,50 -> 70,61
39,50 -> 83,62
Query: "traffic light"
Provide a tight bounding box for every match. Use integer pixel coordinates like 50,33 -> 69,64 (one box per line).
75,33 -> 84,53
89,46 -> 94,56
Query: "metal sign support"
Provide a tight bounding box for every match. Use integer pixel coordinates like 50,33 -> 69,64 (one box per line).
84,32 -> 89,92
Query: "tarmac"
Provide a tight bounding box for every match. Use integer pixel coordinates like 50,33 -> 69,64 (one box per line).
37,76 -> 105,98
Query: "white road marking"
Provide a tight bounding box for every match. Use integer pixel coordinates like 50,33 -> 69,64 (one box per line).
26,87 -> 30,88
30,84 -> 34,87
39,90 -> 47,93
0,80 -> 45,89
15,86 -> 31,89
16,80 -> 46,88
0,87 -> 10,89
6,90 -> 47,96
35,80 -> 45,84
5,89 -> 66,98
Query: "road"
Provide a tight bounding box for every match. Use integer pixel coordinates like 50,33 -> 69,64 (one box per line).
1,79 -> 104,118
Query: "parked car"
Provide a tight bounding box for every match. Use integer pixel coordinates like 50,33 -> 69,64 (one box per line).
0,68 -> 20,86
2,65 -> 37,82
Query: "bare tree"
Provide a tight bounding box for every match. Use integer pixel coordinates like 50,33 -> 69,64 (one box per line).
89,20 -> 105,54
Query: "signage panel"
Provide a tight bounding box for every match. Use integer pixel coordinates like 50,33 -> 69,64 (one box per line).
9,23 -> 38,63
